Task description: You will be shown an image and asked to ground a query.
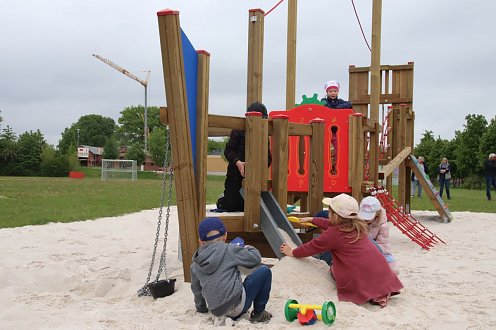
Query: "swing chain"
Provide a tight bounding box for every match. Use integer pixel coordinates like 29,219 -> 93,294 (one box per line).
137,127 -> 174,297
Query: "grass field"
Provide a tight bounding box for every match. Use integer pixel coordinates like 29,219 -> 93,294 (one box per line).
0,171 -> 493,228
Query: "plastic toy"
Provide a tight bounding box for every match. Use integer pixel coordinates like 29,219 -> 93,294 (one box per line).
284,299 -> 336,326
288,216 -> 317,228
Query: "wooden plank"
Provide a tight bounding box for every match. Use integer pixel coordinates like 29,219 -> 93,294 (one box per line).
350,96 -> 412,105
208,114 -> 246,130
247,9 -> 264,106
349,63 -> 414,73
244,113 -> 262,232
160,106 -> 168,125
288,122 -> 313,136
208,127 -> 234,137
157,10 -> 199,282
272,115 -> 289,210
261,119 -> 269,191
378,146 -> 411,179
195,51 -> 210,221
308,119 -> 325,215
397,104 -> 407,207
286,0 -> 297,110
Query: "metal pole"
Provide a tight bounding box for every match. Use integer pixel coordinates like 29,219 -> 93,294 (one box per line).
144,85 -> 148,152
77,128 -> 80,146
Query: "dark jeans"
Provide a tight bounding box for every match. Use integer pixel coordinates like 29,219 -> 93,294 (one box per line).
439,177 -> 451,199
239,265 -> 272,315
217,176 -> 244,211
486,176 -> 496,200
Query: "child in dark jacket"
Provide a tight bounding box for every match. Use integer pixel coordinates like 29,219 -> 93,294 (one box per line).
321,80 -> 353,109
280,194 -> 403,307
190,217 -> 272,323
216,102 -> 272,211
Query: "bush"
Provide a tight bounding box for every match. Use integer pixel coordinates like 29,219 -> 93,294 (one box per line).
460,174 -> 485,190
41,155 -> 73,177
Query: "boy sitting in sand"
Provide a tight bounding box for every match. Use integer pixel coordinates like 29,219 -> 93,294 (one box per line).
190,217 -> 273,323
358,196 -> 400,275
280,194 -> 403,307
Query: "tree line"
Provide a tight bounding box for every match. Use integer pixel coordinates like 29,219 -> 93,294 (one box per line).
413,114 -> 496,189
1,109 -> 494,185
0,106 -> 168,176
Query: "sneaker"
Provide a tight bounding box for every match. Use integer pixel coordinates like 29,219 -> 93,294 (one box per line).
249,310 -> 272,324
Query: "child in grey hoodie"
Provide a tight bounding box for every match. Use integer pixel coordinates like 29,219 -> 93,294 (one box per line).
190,217 -> 272,323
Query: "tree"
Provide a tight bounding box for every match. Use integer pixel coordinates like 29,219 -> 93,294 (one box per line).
103,137 -> 119,159
207,138 -> 227,155
14,130 -> 46,176
414,130 -> 450,181
117,105 -> 161,145
40,145 -> 73,177
479,116 -> 496,164
148,127 -> 167,167
0,125 -> 18,175
126,143 -> 145,165
453,114 -> 487,178
58,114 -> 116,154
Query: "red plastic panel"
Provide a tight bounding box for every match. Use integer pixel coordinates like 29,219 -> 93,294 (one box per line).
269,104 -> 353,193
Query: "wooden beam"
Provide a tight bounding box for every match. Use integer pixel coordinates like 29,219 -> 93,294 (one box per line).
272,115 -> 289,211
195,51 -> 210,222
285,0 -> 297,110
157,10 -> 199,282
308,119 -> 325,215
247,9 -> 264,106
244,112 -> 263,232
378,146 -> 411,179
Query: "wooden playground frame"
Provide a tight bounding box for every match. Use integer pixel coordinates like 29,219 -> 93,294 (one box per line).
156,7 -> 446,281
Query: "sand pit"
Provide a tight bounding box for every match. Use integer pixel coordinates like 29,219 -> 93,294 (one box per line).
1,207 -> 495,329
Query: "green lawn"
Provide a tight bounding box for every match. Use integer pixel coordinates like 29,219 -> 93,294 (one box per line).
0,173 -> 492,229
0,174 -> 225,228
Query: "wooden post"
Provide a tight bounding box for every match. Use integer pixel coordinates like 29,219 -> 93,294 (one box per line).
261,119 -> 269,191
386,105 -> 393,193
195,50 -> 210,221
157,9 -> 199,282
272,115 -> 289,210
244,112 -> 263,232
350,113 -> 365,201
286,0 -> 297,110
308,119 -> 325,215
247,9 -> 264,106
397,104 -> 407,208
405,105 -> 414,212
369,0 -> 382,186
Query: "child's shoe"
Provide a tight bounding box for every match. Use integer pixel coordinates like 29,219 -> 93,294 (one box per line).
249,310 -> 272,324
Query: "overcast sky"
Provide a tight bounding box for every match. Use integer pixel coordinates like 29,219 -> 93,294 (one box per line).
1,0 -> 495,146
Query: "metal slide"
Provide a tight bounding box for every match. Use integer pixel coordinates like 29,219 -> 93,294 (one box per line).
260,192 -> 303,259
408,154 -> 453,223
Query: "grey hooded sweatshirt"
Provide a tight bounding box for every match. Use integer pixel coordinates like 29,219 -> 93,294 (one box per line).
190,241 -> 261,316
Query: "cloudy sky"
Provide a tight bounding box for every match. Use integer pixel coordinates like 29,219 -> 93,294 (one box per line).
1,0 -> 495,146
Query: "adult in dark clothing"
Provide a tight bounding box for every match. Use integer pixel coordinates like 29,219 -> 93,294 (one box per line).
484,153 -> 496,200
321,80 -> 353,109
438,157 -> 451,200
216,102 -> 272,212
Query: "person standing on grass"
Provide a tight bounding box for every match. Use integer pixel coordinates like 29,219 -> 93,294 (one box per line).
411,156 -> 427,198
438,157 -> 451,200
484,153 -> 496,201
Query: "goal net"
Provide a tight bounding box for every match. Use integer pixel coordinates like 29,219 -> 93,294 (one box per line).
101,159 -> 138,181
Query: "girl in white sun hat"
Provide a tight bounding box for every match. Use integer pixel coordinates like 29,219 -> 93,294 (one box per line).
321,80 -> 353,109
280,193 -> 403,307
358,196 -> 399,275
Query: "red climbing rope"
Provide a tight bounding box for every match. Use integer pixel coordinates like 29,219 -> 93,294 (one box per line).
350,0 -> 371,52
264,0 -> 286,17
371,187 -> 446,250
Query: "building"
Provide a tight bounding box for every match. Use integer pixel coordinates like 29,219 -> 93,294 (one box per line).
77,145 -> 103,167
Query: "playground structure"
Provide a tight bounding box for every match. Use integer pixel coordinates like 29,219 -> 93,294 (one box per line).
155,6 -> 450,282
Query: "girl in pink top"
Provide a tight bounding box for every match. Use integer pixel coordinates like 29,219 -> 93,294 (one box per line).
280,194 -> 403,307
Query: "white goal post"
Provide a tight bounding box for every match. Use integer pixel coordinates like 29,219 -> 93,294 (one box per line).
101,159 -> 138,181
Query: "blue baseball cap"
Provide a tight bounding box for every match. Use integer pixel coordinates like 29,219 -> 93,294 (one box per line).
198,217 -> 226,241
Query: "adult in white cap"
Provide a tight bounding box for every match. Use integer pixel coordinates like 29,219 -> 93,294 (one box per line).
321,80 -> 353,109
280,193 -> 403,307
358,196 -> 399,275
484,153 -> 496,200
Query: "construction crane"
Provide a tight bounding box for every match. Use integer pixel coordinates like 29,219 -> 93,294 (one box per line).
92,54 -> 150,152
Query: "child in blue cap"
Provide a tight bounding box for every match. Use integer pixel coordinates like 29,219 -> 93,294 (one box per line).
190,217 -> 273,323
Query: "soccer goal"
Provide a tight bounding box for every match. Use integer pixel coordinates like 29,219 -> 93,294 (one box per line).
101,159 -> 138,181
